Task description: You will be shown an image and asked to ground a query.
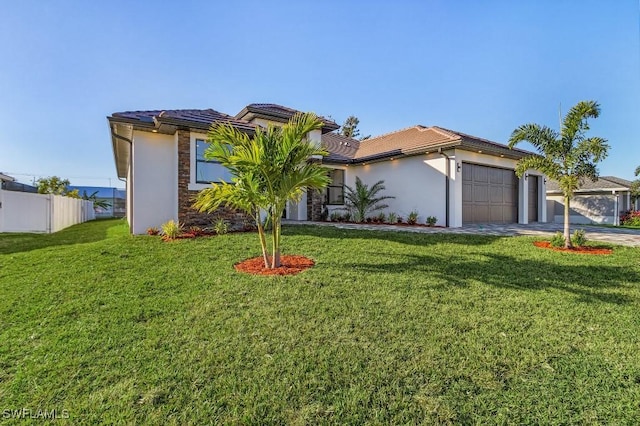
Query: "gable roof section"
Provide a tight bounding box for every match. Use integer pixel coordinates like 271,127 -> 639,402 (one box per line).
546,176 -> 633,193
321,125 -> 534,164
321,133 -> 360,163
235,103 -> 339,133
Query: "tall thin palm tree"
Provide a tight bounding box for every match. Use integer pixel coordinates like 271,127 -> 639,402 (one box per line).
193,112 -> 330,268
508,100 -> 609,248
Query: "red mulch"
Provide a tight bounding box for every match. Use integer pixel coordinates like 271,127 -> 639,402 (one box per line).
234,255 -> 315,276
533,241 -> 612,255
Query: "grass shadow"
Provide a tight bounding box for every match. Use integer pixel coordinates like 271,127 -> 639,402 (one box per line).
284,224 -> 501,246
339,251 -> 636,305
0,218 -> 124,255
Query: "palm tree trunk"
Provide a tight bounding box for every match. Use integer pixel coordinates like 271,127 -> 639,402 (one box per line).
257,221 -> 269,268
564,195 -> 573,248
271,213 -> 281,268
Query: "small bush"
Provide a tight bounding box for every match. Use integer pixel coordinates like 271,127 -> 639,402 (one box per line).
161,220 -> 183,240
550,232 -> 565,248
320,206 -> 329,222
146,227 -> 159,236
343,211 -> 351,222
188,226 -> 204,237
407,211 -> 419,225
426,216 -> 437,226
213,218 -> 228,235
330,211 -> 342,222
397,216 -> 404,224
572,229 -> 587,247
387,212 -> 397,224
365,217 -> 373,223
621,210 -> 640,226
377,212 -> 386,223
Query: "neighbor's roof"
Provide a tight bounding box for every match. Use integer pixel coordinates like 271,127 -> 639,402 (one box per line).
235,103 -> 339,133
546,176 -> 633,193
0,172 -> 15,182
322,125 -> 534,164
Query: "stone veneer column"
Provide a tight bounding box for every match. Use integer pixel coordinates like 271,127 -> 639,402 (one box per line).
307,189 -> 325,221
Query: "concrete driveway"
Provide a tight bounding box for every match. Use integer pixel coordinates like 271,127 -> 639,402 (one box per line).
287,221 -> 640,247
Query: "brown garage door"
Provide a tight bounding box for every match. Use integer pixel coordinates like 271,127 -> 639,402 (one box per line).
462,163 -> 518,224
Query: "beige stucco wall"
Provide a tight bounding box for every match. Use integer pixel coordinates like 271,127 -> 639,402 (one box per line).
131,131 -> 178,234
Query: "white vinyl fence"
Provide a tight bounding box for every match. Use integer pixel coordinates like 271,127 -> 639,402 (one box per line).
0,189 -> 95,233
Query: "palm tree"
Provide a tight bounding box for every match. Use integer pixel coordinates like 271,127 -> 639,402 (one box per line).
193,112 -> 330,268
344,177 -> 394,222
508,100 -> 609,248
635,166 -> 640,177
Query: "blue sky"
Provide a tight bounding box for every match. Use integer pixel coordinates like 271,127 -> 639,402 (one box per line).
1,1 -> 639,186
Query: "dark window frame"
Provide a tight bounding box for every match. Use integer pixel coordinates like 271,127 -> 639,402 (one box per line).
325,169 -> 345,206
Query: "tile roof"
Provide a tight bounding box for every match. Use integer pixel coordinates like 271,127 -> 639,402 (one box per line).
110,108 -> 256,131
236,103 -> 339,132
321,133 -> 360,163
338,125 -> 533,162
546,176 -> 633,193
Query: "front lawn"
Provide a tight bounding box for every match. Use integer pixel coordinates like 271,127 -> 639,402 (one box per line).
1,219 -> 639,424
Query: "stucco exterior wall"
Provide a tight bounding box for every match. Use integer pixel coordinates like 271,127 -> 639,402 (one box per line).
347,154 -> 448,226
131,131 -> 178,234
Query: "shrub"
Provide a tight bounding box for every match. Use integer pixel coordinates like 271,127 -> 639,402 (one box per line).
213,218 -> 228,235
365,217 -> 373,223
146,227 -> 159,236
387,212 -> 397,224
320,206 -> 329,222
426,216 -> 437,226
550,232 -> 565,248
343,211 -> 351,222
330,211 -> 342,222
161,220 -> 183,241
377,212 -> 386,223
572,229 -> 587,247
407,210 -> 419,225
621,210 -> 640,226
397,216 -> 404,224
188,226 -> 204,237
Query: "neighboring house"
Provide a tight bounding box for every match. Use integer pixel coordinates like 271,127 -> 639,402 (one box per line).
546,176 -> 638,225
68,186 -> 126,218
0,173 -> 37,193
108,103 -> 546,234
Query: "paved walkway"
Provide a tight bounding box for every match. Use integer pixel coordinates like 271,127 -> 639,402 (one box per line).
284,220 -> 640,247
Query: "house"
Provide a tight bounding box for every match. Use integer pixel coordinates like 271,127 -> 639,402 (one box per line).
546,176 -> 638,225
108,103 -> 546,234
0,173 -> 37,193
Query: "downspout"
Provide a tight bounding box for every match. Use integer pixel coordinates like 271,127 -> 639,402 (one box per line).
438,148 -> 450,227
111,127 -> 133,233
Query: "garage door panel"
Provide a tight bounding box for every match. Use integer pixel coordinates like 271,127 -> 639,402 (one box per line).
463,183 -> 473,202
474,166 -> 488,182
474,186 -> 489,203
490,186 -> 504,203
462,163 -> 518,224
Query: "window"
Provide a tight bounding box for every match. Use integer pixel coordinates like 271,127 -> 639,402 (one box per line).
195,139 -> 233,183
325,169 -> 345,205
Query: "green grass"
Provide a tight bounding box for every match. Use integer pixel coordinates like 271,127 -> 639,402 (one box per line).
1,219 -> 640,424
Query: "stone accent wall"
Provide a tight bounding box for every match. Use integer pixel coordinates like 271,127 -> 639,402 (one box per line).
176,129 -> 251,230
307,189 -> 325,221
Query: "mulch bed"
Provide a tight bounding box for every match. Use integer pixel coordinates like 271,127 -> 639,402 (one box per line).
533,241 -> 612,255
234,255 -> 315,276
